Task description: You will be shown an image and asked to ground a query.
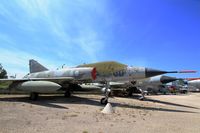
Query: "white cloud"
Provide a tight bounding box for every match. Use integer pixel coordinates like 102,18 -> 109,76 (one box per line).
0,47 -> 58,74
12,0 -> 107,61
0,0 -> 112,75
0,33 -> 60,77
75,29 -> 104,61
16,0 -> 50,18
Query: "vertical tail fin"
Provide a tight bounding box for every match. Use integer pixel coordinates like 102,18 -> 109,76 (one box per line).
29,59 -> 48,73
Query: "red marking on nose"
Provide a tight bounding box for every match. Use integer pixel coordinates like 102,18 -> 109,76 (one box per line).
91,67 -> 96,80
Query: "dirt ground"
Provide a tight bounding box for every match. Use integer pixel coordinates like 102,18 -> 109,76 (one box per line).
0,93 -> 200,133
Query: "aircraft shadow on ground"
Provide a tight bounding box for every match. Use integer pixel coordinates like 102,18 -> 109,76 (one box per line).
128,94 -> 200,110
0,95 -> 101,109
112,103 -> 197,114
144,98 -> 200,109
0,95 -> 198,113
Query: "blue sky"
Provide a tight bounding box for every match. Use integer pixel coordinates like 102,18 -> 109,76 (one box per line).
0,0 -> 200,78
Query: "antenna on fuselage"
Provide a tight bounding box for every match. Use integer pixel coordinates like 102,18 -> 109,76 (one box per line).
62,64 -> 65,68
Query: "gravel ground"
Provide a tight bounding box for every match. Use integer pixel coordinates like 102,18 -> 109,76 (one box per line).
0,93 -> 200,133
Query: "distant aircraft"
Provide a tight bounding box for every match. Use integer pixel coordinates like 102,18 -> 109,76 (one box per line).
185,78 -> 200,91
79,61 -> 195,104
0,59 -> 96,100
94,75 -> 180,100
164,80 -> 188,94
131,75 -> 180,99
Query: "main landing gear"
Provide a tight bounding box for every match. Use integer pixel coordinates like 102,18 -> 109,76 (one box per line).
64,90 -> 71,97
30,92 -> 38,100
138,88 -> 145,100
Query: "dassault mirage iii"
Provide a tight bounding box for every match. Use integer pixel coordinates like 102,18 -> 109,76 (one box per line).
0,59 -> 97,100
78,61 -> 195,104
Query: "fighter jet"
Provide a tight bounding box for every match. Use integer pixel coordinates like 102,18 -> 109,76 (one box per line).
96,75 -> 180,99
131,75 -> 180,99
0,59 -> 97,100
185,78 -> 200,91
78,61 -> 195,104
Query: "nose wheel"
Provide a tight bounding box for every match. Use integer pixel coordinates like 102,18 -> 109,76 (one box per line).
100,97 -> 108,105
100,81 -> 110,105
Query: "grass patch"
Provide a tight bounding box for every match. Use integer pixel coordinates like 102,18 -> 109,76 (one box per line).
0,81 -> 10,89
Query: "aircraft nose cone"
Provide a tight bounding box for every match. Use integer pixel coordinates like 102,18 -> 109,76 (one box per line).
145,68 -> 169,78
160,76 -> 178,84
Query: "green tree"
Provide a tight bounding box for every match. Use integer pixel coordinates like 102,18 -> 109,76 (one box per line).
0,64 -> 8,79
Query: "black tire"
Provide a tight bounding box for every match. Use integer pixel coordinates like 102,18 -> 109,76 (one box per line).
100,98 -> 108,105
30,92 -> 38,100
139,97 -> 144,101
64,90 -> 71,97
126,88 -> 133,97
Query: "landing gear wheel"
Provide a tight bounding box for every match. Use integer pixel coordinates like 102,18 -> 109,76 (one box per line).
100,98 -> 108,105
126,88 -> 133,97
30,92 -> 38,100
139,96 -> 144,101
64,90 -> 71,97
139,88 -> 145,101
